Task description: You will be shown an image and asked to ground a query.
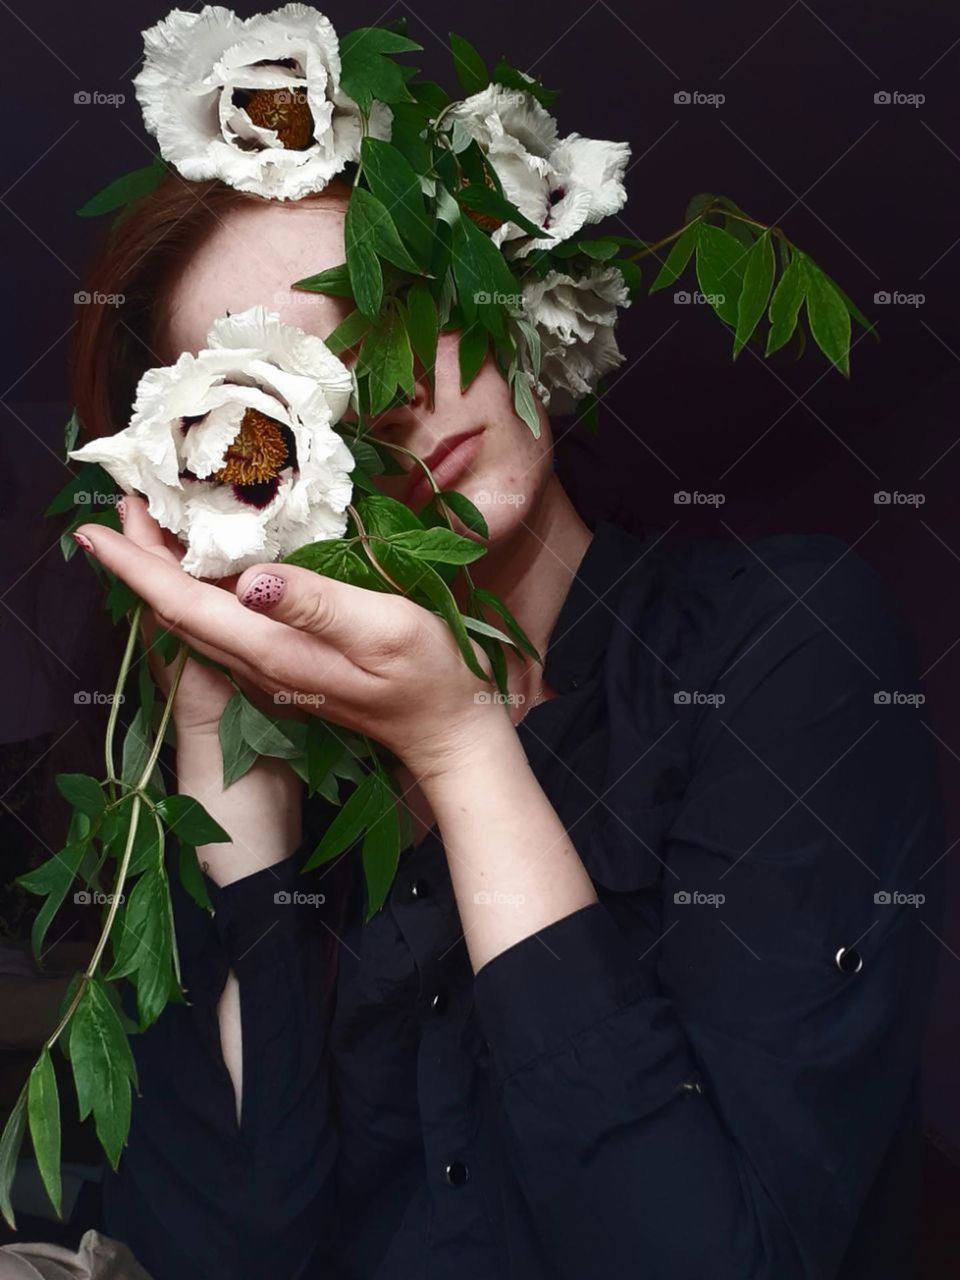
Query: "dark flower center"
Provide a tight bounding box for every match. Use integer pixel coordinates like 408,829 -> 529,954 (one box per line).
215,407 -> 290,485
243,87 -> 314,150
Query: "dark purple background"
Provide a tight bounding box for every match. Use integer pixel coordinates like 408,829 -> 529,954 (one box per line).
1,0 -> 959,1151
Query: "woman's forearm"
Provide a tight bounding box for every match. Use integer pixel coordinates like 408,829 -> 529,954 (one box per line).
419,715 -> 597,972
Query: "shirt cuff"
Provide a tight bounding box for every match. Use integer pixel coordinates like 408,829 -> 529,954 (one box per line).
472,901 -> 656,1081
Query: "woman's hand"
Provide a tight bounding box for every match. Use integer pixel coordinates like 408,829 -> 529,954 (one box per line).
76,502 -> 505,783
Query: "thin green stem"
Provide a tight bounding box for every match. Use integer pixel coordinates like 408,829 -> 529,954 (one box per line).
105,602 -> 143,796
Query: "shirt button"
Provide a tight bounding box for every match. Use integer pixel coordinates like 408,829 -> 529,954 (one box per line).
409,878 -> 429,900
444,1160 -> 469,1187
835,946 -> 863,974
430,989 -> 447,1015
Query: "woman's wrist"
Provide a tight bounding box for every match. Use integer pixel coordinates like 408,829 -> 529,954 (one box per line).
175,728 -> 303,887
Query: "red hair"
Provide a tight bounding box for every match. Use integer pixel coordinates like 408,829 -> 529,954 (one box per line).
69,172 -> 353,442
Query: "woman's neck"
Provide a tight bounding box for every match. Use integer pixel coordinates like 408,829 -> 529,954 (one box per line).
466,476 -> 593,700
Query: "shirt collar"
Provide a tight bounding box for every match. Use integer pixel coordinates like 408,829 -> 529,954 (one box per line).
541,520 -> 654,693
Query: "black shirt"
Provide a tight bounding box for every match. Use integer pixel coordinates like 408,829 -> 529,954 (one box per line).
103,520 -> 944,1280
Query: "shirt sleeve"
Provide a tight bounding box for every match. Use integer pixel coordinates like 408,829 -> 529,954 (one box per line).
103,803 -> 343,1280
472,539 -> 944,1280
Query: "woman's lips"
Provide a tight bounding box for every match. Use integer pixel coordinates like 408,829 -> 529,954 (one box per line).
404,428 -> 485,507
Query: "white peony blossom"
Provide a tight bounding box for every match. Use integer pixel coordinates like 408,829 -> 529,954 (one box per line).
133,4 -> 392,200
520,266 -> 631,415
69,306 -> 356,578
447,84 -> 630,258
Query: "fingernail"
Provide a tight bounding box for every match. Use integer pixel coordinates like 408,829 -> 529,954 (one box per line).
72,531 -> 95,554
116,498 -> 127,523
240,573 -> 285,611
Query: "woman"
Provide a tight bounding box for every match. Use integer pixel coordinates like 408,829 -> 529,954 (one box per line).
70,174 -> 943,1280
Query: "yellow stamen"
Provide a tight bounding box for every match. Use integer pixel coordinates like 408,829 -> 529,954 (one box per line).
215,409 -> 288,486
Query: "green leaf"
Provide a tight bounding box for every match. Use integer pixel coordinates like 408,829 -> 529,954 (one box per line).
44,461 -> 112,516
283,538 -> 392,592
361,772 -> 402,917
235,700 -> 303,762
101,795 -> 163,877
55,773 -> 105,817
765,256 -> 806,356
0,1086 -> 27,1229
155,794 -> 230,845
77,158 -> 167,217
801,256 -> 851,376
178,842 -> 213,912
18,841 -> 88,961
388,527 -> 486,564
458,323 -> 488,390
304,770 -> 381,869
684,192 -> 716,222
576,237 -> 621,261
462,614 -> 515,646
28,1050 -> 61,1217
324,308 -> 370,356
105,866 -> 176,1028
359,306 -> 415,416
63,410 -> 80,457
218,693 -> 258,788
69,978 -> 135,1166
355,493 -> 422,537
404,281 -> 439,381
152,627 -> 181,667
695,223 -> 746,326
449,31 -> 488,94
512,369 -> 542,438
360,137 -> 433,266
292,263 -> 355,298
340,26 -> 422,113
490,57 -> 558,108
349,186 -> 421,275
436,490 -> 489,539
344,219 -> 382,321
306,720 -> 346,797
376,543 -> 488,680
472,587 -> 540,661
733,230 -> 776,359
120,706 -> 152,787
456,184 -> 544,238
452,213 -> 517,338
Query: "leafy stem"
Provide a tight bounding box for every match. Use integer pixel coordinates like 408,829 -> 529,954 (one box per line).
104,602 -> 143,797
346,503 -> 408,593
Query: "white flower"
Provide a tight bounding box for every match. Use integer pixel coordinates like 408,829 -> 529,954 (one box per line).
133,4 -> 392,200
69,306 -> 356,578
447,85 -> 630,258
519,266 -> 631,415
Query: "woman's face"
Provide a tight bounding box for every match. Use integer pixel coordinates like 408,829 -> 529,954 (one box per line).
161,190 -> 555,547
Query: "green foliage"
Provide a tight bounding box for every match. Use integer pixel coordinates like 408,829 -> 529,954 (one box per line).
77,157 -> 168,218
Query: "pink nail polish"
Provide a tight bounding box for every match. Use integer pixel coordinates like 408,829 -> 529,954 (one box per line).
116,498 -> 127,523
241,573 -> 285,610
73,532 -> 95,554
